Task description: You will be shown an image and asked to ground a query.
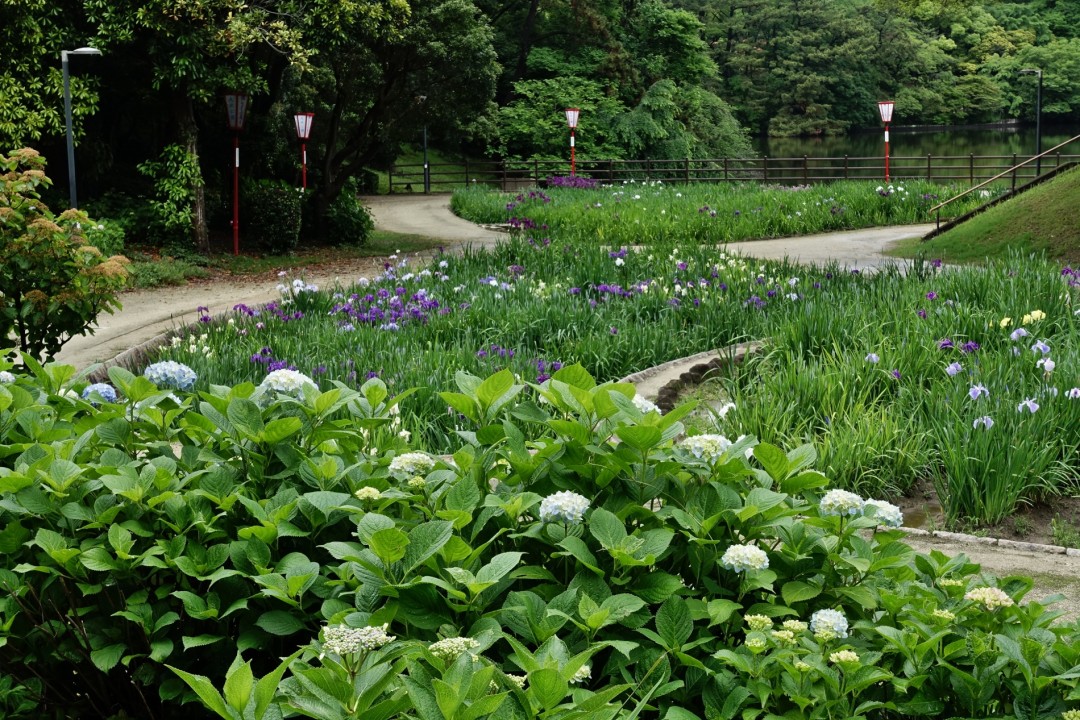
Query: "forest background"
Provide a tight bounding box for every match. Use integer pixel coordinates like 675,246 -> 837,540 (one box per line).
2,0 -> 1078,250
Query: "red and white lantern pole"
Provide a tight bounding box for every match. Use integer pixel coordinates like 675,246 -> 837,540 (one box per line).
565,108 -> 580,177
878,100 -> 894,183
224,92 -> 249,256
293,112 -> 314,190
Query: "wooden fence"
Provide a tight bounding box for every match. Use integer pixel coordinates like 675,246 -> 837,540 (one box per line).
388,153 -> 1080,193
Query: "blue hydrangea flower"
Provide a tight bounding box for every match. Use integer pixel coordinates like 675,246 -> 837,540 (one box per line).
81,383 -> 118,404
143,361 -> 197,391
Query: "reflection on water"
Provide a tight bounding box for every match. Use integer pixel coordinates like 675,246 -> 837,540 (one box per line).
752,125 -> 1077,160
901,499 -> 945,530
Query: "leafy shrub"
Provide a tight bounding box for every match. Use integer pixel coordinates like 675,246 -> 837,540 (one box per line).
0,148 -> 130,360
2,359 -> 1080,719
137,144 -> 204,247
322,176 -> 374,246
241,178 -> 302,253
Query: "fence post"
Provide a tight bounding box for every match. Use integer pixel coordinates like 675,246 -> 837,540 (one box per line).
803,155 -> 808,182
927,154 -> 931,180
969,154 -> 974,184
763,156 -> 768,182
1011,153 -> 1017,191
1056,152 -> 1061,169
685,157 -> 691,184
388,167 -> 394,193
646,158 -> 651,180
609,160 -> 614,183
843,155 -> 848,179
464,158 -> 470,185
724,157 -> 729,181
534,157 -> 539,184
502,159 -> 507,191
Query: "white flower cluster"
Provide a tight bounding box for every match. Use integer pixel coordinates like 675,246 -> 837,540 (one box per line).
720,543 -> 769,573
0,371 -> 16,384
680,433 -> 732,461
810,609 -> 849,639
632,394 -> 660,414
389,452 -> 435,478
964,586 -> 1014,610
862,499 -> 904,528
260,369 -> 316,399
143,361 -> 197,391
569,664 -> 591,684
539,491 -> 591,524
170,333 -> 213,358
321,624 -> 395,655
770,629 -> 796,644
505,674 -> 527,690
782,619 -> 808,633
819,489 -> 865,517
428,636 -> 479,661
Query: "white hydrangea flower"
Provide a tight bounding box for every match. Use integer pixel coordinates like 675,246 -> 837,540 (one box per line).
0,371 -> 16,384
539,491 -> 590,524
569,664 -> 591,684
720,543 -> 769,573
260,369 -> 316,398
819,489 -> 865,517
964,586 -> 1014,610
810,609 -> 849,639
389,452 -> 435,477
679,433 -> 732,461
321,624 -> 395,655
863,499 -> 903,528
428,637 -> 480,661
782,619 -> 808,633
632,394 -> 660,414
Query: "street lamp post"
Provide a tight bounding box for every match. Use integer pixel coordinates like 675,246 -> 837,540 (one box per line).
415,95 -> 430,194
62,46 -> 102,210
877,100 -> 894,184
224,92 -> 249,256
293,112 -> 314,190
1019,68 -> 1043,176
565,108 -> 580,177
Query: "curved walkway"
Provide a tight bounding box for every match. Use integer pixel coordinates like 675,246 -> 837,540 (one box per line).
56,194 -> 926,369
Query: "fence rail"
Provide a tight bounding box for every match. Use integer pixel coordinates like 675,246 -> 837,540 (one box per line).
388,153 -> 1080,193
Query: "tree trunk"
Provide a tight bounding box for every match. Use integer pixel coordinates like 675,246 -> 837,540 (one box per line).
174,90 -> 209,253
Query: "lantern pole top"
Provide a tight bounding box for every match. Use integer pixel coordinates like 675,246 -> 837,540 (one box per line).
877,100 -> 894,124
565,108 -> 580,129
294,112 -> 315,140
224,91 -> 250,131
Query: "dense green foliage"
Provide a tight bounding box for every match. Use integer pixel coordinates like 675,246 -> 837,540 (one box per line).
319,177 -> 375,247
0,148 -> 129,361
2,359 -> 1080,719
242,179 -> 303,253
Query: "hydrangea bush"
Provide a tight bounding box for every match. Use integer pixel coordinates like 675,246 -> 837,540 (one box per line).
1,360 -> 1079,719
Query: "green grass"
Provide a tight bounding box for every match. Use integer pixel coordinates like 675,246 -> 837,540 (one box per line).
127,229 -> 443,288
889,166 -> 1080,264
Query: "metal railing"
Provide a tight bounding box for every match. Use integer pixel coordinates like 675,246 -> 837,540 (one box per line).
927,134 -> 1080,229
387,152 -> 1080,193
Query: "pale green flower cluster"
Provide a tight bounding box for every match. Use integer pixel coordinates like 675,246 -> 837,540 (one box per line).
782,620 -> 808,633
932,609 -> 956,621
770,629 -> 796,645
407,477 -> 427,491
721,543 -> 769,573
794,660 -> 812,672
390,452 -> 436,478
939,578 -> 965,588
744,614 -> 773,632
321,624 -> 395,655
429,636 -> 479,660
506,674 -> 527,690
745,637 -> 767,651
1061,710 -> 1080,720
354,487 -> 382,502
829,649 -> 859,665
964,586 -> 1015,610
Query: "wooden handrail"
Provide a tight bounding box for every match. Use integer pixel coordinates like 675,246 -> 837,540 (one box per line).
928,134 -> 1080,227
